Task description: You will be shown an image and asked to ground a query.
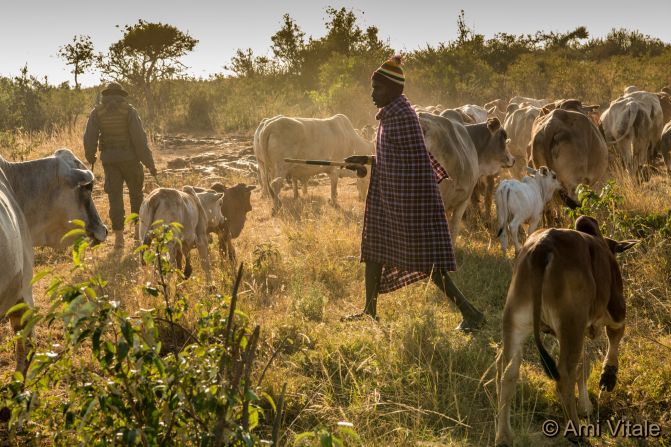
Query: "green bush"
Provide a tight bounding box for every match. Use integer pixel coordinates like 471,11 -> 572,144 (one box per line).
1,221 -> 282,446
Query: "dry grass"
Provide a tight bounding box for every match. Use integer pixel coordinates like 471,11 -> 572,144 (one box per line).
0,127 -> 670,446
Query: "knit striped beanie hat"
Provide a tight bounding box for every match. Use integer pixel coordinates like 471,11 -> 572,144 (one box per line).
373,55 -> 405,86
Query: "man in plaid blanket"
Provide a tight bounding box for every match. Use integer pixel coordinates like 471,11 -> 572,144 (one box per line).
344,55 -> 484,332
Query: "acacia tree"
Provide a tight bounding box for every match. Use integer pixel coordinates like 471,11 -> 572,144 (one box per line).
58,35 -> 95,89
97,20 -> 198,123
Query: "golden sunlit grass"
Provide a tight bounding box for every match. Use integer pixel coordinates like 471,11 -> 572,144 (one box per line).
0,129 -> 670,446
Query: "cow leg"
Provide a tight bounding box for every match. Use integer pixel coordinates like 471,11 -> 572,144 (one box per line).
556,328 -> 583,437
226,239 -> 237,264
269,176 -> 284,213
662,149 -> 671,177
196,240 -> 212,284
329,170 -> 339,207
484,175 -> 495,220
448,199 -> 469,238
510,215 -> 526,256
498,224 -> 509,256
183,248 -> 193,279
10,304 -> 32,377
577,356 -> 593,417
599,324 -> 624,393
495,305 -> 533,447
292,178 -> 299,198
174,244 -> 183,272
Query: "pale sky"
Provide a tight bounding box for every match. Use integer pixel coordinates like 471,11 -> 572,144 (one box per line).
1,0 -> 669,87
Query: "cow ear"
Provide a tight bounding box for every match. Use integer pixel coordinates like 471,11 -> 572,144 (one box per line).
487,106 -> 495,115
64,168 -> 94,187
539,166 -> 549,176
486,118 -> 501,132
526,166 -> 537,175
614,239 -> 639,253
211,182 -> 227,193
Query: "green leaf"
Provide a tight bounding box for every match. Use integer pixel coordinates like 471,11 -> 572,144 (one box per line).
5,302 -> 29,317
124,213 -> 139,225
261,392 -> 276,413
31,268 -> 53,286
69,219 -> 85,228
117,340 -> 129,362
60,228 -> 85,243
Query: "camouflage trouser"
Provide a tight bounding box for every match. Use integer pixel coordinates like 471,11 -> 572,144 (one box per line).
103,160 -> 144,231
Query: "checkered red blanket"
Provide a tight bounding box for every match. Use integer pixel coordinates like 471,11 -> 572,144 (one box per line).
361,95 -> 457,294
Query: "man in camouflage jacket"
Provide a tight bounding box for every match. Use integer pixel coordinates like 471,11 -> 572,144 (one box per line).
84,82 -> 157,249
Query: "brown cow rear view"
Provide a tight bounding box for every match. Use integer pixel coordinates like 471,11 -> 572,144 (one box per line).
495,216 -> 637,447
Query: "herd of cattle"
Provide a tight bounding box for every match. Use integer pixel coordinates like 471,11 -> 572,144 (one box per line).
1,84 -> 670,443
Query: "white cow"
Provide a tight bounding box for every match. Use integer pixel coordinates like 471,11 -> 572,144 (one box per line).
495,166 -> 561,256
509,96 -> 550,108
139,186 -> 224,283
600,91 -> 664,177
456,104 -> 488,124
503,105 -> 542,174
1,149 -> 107,373
623,85 -> 640,95
485,99 -> 508,123
254,114 -> 374,211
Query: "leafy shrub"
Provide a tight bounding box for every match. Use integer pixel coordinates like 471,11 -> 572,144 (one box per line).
1,221 -> 282,446
290,279 -> 329,322
565,181 -> 671,240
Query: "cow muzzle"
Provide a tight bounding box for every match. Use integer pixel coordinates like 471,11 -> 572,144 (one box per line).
87,224 -> 108,245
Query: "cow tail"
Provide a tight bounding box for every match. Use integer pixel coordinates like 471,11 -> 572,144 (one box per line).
141,196 -> 161,248
495,184 -> 509,238
258,126 -> 277,203
531,247 -> 560,381
603,106 -> 637,145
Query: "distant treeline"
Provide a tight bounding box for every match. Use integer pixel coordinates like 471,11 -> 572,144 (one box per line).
1,9 -> 670,135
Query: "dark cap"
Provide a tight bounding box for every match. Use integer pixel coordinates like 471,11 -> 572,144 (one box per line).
101,82 -> 128,97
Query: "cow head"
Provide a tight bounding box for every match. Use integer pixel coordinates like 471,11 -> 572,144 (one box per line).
506,103 -> 520,115
528,166 -> 561,202
212,182 -> 254,238
575,215 -> 639,254
52,149 -> 107,247
485,118 -> 516,170
193,188 -> 225,232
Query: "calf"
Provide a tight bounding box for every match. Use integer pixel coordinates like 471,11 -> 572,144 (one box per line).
495,216 -> 637,447
495,166 -> 561,256
139,186 -> 224,283
210,182 -> 254,264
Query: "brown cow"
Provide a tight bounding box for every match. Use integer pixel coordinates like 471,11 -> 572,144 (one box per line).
530,109 -> 608,203
495,216 -> 637,447
541,99 -> 601,126
210,182 -> 254,264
